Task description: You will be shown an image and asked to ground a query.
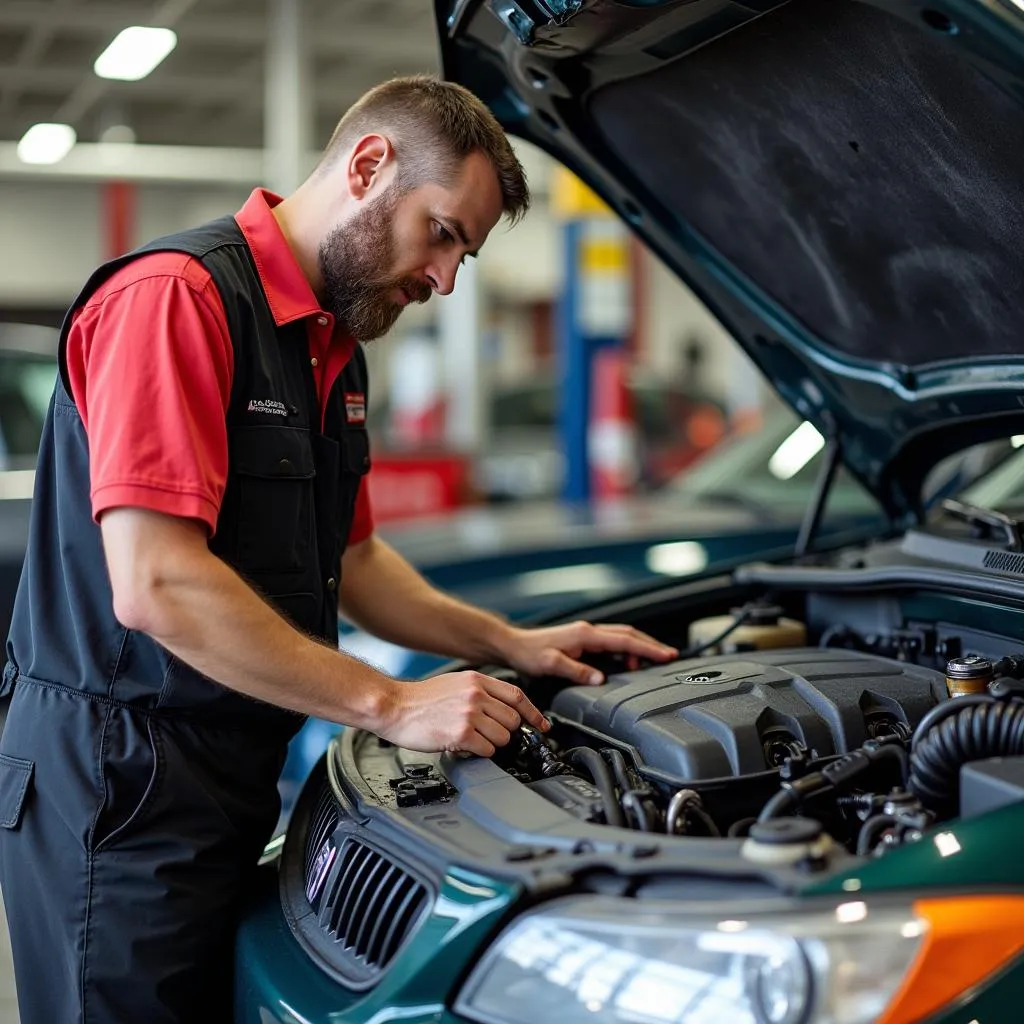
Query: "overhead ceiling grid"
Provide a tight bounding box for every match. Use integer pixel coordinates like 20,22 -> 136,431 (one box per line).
0,0 -> 443,151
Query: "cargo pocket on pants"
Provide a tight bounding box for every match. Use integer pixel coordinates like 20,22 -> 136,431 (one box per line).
0,754 -> 33,830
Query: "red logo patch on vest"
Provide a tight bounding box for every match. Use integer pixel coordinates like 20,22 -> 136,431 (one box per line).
345,392 -> 366,423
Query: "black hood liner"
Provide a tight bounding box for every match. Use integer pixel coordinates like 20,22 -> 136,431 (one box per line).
590,0 -> 1024,367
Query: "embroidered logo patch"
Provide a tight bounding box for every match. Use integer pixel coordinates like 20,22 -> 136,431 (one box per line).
345,392 -> 366,423
247,398 -> 288,417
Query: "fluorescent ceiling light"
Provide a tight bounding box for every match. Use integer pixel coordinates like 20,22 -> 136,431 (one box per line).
1012,435 -> 1024,448
17,123 -> 76,165
94,26 -> 177,82
768,421 -> 826,480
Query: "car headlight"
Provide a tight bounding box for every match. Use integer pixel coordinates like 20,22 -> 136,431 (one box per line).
455,896 -> 924,1024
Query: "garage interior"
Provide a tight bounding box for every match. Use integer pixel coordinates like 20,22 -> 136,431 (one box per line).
3,0 -> 1024,1021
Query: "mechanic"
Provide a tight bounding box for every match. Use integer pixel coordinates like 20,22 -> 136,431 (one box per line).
0,76 -> 677,1023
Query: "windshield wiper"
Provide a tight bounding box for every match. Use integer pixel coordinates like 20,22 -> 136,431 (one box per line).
940,498 -> 1024,552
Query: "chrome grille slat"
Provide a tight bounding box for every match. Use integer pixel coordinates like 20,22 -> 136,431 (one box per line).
353,863 -> 399,957
376,877 -> 425,966
328,842 -> 374,937
365,873 -> 412,964
345,856 -> 392,952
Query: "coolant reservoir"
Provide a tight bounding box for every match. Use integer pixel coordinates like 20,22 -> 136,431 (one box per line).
687,603 -> 806,654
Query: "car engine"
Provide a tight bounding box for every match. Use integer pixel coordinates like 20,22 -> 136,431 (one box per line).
490,601 -> 1024,858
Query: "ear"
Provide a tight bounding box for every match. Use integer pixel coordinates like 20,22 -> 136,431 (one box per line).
345,134 -> 393,200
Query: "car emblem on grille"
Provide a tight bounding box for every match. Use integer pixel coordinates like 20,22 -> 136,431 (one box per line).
306,840 -> 337,905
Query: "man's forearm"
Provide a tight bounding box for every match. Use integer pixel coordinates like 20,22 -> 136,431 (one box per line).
339,535 -> 515,665
102,509 -> 395,729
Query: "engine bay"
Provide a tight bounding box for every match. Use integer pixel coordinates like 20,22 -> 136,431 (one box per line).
483,597 -> 1024,863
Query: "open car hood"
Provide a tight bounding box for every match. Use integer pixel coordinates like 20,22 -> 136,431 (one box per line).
434,0 -> 1024,521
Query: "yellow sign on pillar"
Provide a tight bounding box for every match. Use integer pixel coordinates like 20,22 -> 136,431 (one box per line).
552,166 -> 633,338
551,166 -> 612,219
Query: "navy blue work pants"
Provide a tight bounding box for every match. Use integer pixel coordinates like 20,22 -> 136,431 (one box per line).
0,680 -> 286,1023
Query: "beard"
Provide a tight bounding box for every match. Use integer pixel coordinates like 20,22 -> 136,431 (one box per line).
317,189 -> 431,342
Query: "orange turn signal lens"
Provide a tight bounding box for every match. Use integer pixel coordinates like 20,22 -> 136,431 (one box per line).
879,895 -> 1024,1024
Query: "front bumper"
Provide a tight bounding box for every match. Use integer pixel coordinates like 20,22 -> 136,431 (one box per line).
234,858 -> 519,1024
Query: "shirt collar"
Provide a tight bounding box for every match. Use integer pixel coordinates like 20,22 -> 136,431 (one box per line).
234,188 -> 324,327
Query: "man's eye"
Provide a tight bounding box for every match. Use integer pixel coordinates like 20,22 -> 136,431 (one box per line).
436,223 -> 453,243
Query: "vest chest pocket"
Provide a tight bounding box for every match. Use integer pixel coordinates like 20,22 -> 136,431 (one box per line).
230,426 -> 316,574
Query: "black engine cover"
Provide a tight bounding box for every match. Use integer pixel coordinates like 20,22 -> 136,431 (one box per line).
551,649 -> 945,781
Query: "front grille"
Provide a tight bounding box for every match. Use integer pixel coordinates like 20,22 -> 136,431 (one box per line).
319,838 -> 430,978
983,550 -> 1024,576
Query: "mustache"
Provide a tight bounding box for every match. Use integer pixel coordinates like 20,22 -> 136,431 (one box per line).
396,277 -> 432,304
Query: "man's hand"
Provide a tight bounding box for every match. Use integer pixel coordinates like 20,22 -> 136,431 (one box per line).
497,621 -> 678,685
378,672 -> 550,757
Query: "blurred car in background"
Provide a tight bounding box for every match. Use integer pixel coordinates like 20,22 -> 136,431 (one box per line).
474,373 -> 726,500
370,372 -> 727,502
0,323 -> 57,639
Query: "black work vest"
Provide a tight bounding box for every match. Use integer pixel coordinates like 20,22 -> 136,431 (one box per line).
3,216 -> 370,736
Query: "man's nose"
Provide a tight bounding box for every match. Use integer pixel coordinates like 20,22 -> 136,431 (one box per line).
427,258 -> 460,297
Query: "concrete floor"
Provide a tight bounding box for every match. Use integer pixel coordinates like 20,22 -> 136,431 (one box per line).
0,896 -> 18,1023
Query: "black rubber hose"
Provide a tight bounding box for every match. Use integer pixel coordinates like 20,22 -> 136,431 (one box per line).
910,694 -> 993,749
909,698 -> 1024,815
759,739 -> 907,823
602,748 -> 660,831
566,748 -> 627,828
622,792 -> 654,832
602,748 -> 635,796
857,814 -> 898,856
757,787 -> 801,823
869,741 -> 909,786
688,805 -> 722,838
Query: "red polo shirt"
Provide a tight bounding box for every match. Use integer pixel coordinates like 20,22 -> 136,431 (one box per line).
64,188 -> 374,544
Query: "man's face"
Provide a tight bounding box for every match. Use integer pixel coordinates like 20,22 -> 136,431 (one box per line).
318,149 -> 504,341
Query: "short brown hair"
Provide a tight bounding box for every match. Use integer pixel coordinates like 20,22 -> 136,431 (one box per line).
321,75 -> 530,225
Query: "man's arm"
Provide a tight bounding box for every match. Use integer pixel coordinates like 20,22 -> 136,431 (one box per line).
339,534 -> 678,683
100,508 -> 550,756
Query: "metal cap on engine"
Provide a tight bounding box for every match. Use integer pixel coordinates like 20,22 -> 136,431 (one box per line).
945,655 -> 994,698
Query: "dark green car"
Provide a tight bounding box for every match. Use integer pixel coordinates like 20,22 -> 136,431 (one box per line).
234,0 -> 1024,1020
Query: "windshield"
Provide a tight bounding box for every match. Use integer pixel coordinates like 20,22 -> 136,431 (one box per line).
669,403 -> 880,520
956,439 -> 1024,513
674,405 -> 1024,523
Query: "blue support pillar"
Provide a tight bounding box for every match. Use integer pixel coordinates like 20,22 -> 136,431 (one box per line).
559,219 -> 591,503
